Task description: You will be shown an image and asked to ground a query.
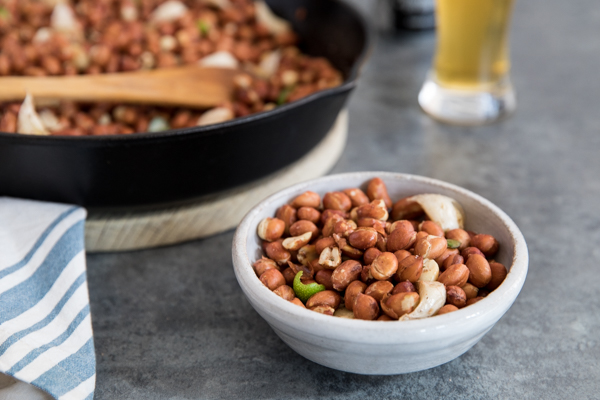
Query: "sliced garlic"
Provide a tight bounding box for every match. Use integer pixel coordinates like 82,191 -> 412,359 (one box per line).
198,51 -> 239,69
256,49 -> 281,78
17,94 -> 50,136
33,28 -> 52,44
399,281 -> 446,320
39,109 -> 65,132
254,0 -> 291,35
407,194 -> 465,232
196,107 -> 234,126
418,259 -> 440,282
150,0 -> 188,23
51,3 -> 80,35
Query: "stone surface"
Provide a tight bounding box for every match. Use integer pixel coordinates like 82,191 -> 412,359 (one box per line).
87,0 -> 600,398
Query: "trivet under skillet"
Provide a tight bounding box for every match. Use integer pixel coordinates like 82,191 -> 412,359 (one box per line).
84,110 -> 347,252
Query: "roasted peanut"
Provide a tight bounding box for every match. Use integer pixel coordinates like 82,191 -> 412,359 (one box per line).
291,297 -> 306,308
413,235 -> 447,260
446,286 -> 467,308
331,260 -> 362,291
273,285 -> 295,301
348,227 -> 378,250
465,254 -> 492,288
309,305 -> 335,315
436,304 -> 459,315
392,280 -> 416,294
461,283 -> 479,300
438,264 -> 470,287
320,209 -> 348,225
318,246 -> 342,269
315,269 -> 334,290
276,204 -> 297,236
253,256 -> 280,276
386,221 -> 417,252
290,191 -> 321,208
322,214 -> 344,237
356,200 -> 388,221
281,267 -> 296,286
366,177 -> 392,208
445,229 -> 471,250
419,220 -> 444,237
383,292 -> 419,319
395,255 -> 424,283
353,293 -> 379,320
343,188 -> 370,207
259,269 -> 286,290
257,217 -> 285,242
289,220 -> 319,240
391,197 -> 424,221
466,297 -> 485,306
370,252 -> 398,280
470,234 -> 499,257
365,281 -> 394,302
306,290 -> 341,309
315,237 -> 336,254
282,231 -> 312,251
344,280 -> 367,311
333,219 -> 357,237
263,240 -> 291,265
486,261 -> 507,291
442,253 -> 465,271
363,247 -> 382,265
297,206 -> 321,224
435,248 -> 459,270
393,249 -> 412,264
323,191 -> 352,211
461,246 -> 485,261
297,244 -> 318,266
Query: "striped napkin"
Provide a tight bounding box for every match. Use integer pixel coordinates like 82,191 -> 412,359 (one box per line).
0,198 -> 95,400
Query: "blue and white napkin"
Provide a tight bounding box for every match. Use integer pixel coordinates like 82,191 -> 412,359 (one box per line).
0,198 -> 95,400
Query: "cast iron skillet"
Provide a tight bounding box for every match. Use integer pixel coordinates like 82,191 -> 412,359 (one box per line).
0,0 -> 369,208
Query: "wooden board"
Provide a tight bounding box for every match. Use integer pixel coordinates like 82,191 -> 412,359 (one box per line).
85,110 -> 348,252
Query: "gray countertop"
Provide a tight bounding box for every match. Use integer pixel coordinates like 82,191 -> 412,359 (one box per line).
87,0 -> 600,398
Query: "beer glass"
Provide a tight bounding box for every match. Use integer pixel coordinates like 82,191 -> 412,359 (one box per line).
418,0 -> 516,125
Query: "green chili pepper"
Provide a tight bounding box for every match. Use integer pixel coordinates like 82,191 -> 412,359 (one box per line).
293,271 -> 325,303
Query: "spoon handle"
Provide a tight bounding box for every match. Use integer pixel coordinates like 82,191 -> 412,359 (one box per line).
0,66 -> 236,108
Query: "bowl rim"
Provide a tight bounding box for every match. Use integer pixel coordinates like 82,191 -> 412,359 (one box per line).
232,172 -> 528,342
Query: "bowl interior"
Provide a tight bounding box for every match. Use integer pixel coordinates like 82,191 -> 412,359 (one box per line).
234,172 -> 528,336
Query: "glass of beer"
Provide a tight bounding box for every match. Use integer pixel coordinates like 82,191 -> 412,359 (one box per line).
418,0 -> 516,125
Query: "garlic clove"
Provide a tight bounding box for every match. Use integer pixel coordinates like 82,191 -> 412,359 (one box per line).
254,0 -> 291,35
418,259 -> 440,282
399,280 -> 446,320
38,109 -> 65,132
196,107 -> 234,126
51,3 -> 82,39
256,49 -> 281,78
407,194 -> 465,232
150,0 -> 188,23
198,51 -> 239,69
17,94 -> 50,136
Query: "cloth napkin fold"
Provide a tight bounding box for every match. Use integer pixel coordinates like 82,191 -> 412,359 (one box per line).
0,198 -> 95,400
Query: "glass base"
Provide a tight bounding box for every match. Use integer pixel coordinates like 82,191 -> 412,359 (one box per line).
418,72 -> 516,125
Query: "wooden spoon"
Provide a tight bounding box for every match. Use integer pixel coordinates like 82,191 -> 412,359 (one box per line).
0,66 -> 239,109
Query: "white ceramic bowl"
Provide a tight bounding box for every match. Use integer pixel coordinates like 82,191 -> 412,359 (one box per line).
232,172 -> 528,375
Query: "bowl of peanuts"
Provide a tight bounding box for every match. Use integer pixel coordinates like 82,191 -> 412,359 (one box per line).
0,0 -> 368,207
232,172 -> 528,374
